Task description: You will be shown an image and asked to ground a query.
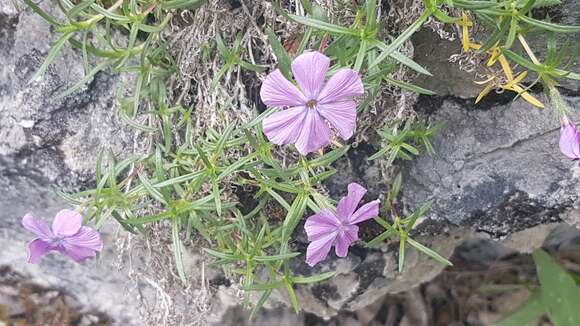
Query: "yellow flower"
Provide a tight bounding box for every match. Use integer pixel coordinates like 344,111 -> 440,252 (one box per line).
457,11 -> 474,52
475,68 -> 545,108
501,71 -> 545,108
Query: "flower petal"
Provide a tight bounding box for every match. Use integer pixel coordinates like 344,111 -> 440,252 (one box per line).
335,224 -> 359,257
22,214 -> 53,239
52,209 -> 83,237
317,100 -> 357,140
306,232 -> 336,267
305,209 -> 340,241
263,106 -> 308,145
291,51 -> 330,100
294,109 -> 331,155
65,226 -> 103,252
559,123 -> 580,160
61,244 -> 98,263
260,69 -> 307,107
349,199 -> 380,225
27,239 -> 53,264
336,183 -> 367,222
317,69 -> 364,104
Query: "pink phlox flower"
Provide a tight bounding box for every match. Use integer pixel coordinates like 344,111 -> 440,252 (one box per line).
22,209 -> 103,263
260,51 -> 364,155
304,183 -> 380,266
559,116 -> 580,160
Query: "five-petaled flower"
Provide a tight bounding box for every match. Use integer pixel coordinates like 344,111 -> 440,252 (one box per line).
304,183 -> 379,266
22,209 -> 103,263
260,51 -> 364,155
559,116 -> 580,160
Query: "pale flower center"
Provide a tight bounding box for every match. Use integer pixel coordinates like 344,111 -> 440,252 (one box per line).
306,99 -> 317,109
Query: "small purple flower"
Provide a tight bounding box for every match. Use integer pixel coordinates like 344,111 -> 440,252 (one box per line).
22,209 -> 103,264
559,116 -> 580,160
260,51 -> 364,155
304,183 -> 379,266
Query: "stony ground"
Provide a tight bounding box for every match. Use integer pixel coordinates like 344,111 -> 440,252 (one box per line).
0,0 -> 579,325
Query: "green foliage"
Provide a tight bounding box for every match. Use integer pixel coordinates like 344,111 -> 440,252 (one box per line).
369,120 -> 441,166
61,113 -> 350,313
210,33 -> 267,93
445,0 -> 579,112
25,0 -> 579,317
367,173 -> 452,272
281,0 -> 436,108
496,249 -> 580,326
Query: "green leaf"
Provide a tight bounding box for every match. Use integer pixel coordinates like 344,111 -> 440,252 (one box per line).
265,28 -> 293,80
369,10 -> 431,69
384,77 -> 435,95
366,227 -> 398,247
285,281 -> 300,313
371,40 -> 432,75
212,122 -> 237,162
203,248 -> 239,261
172,217 -> 187,285
354,39 -> 368,71
505,17 -> 519,49
31,33 -> 74,82
407,238 -> 453,266
520,15 -> 580,33
243,280 -> 285,291
502,49 -> 545,72
250,289 -> 273,319
404,201 -> 432,232
398,237 -> 406,272
309,145 -> 350,167
118,108 -> 159,132
57,60 -> 113,98
211,177 -> 222,216
254,252 -> 301,262
23,0 -> 63,26
452,0 -> 504,10
495,290 -> 544,326
124,211 -> 173,224
281,194 -> 308,251
138,173 -> 168,206
153,171 -> 205,188
160,0 -> 207,10
292,271 -> 336,284
533,249 -> 580,326
391,173 -> 403,199
287,14 -> 358,36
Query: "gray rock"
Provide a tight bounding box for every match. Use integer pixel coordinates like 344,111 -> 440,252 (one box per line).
403,94 -> 580,231
0,1 -> 140,324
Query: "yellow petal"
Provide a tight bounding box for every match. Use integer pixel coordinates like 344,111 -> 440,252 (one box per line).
511,84 -> 545,108
469,43 -> 482,50
462,26 -> 470,52
458,11 -> 474,52
487,47 -> 500,66
498,55 -> 513,81
512,71 -> 528,85
475,83 -> 495,104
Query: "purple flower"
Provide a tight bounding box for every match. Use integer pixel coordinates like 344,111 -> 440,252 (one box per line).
22,209 -> 103,264
304,183 -> 380,266
260,51 -> 364,155
559,116 -> 580,160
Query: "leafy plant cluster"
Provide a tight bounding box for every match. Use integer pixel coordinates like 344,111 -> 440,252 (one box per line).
497,249 -> 580,326
24,0 -> 578,315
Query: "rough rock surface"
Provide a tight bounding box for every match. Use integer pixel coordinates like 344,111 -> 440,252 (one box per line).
0,2 -> 141,324
1,0 -> 579,324
404,94 -> 580,230
271,24 -> 580,319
